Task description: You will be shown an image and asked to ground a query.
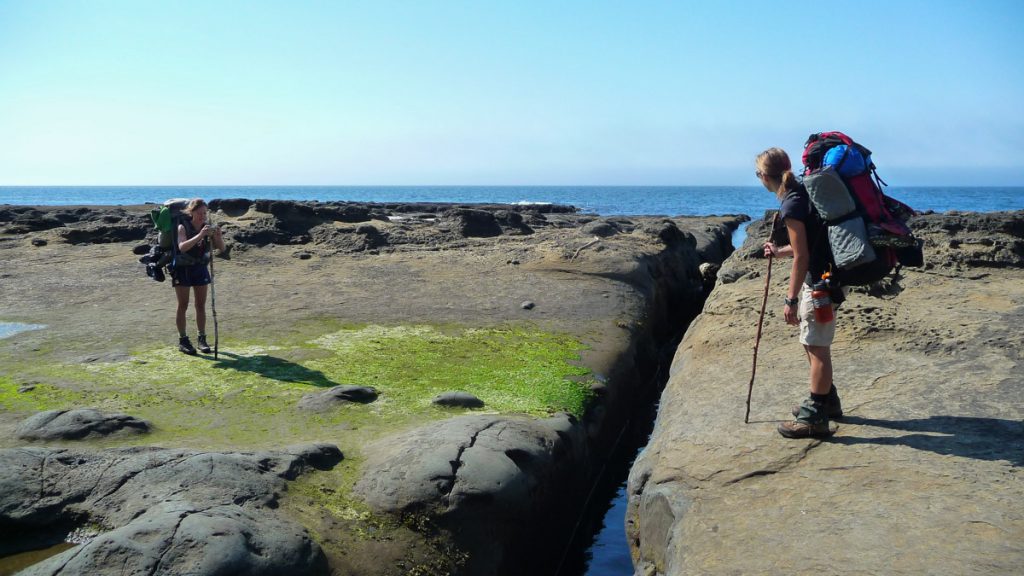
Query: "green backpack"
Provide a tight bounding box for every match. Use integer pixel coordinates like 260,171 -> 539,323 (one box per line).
147,199 -> 210,267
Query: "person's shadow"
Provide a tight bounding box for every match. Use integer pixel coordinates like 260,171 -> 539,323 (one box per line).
207,351 -> 340,388
827,415 -> 1023,467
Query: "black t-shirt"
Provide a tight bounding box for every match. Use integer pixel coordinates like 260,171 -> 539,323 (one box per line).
180,218 -> 210,262
779,183 -> 830,283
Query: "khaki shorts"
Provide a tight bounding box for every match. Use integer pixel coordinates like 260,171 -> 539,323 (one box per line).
798,281 -> 838,347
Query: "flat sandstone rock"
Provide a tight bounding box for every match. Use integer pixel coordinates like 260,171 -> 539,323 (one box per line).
628,211 -> 1024,575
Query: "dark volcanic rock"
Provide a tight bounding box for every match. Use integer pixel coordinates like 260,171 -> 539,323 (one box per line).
3,213 -> 65,234
432,391 -> 485,408
441,208 -> 503,238
354,224 -> 389,248
581,219 -> 621,238
15,408 -> 151,441
208,198 -> 254,215
229,216 -> 302,246
910,210 -> 1024,268
18,503 -> 328,576
297,385 -> 379,411
0,444 -> 341,574
353,414 -> 587,575
639,219 -> 693,247
57,209 -> 151,243
493,209 -> 534,235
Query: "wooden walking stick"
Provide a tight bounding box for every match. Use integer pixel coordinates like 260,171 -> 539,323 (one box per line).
208,221 -> 220,360
745,214 -> 777,423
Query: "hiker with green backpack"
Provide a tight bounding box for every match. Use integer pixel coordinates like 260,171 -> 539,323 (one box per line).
170,198 -> 225,355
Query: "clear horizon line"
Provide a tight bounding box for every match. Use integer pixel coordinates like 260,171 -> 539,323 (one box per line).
3,183 -> 1023,189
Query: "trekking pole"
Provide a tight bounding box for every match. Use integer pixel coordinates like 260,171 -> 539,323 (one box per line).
208,221 -> 219,360
745,213 -> 777,424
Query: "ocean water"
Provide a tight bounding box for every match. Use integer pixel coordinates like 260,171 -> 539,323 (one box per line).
3,185 -> 1023,217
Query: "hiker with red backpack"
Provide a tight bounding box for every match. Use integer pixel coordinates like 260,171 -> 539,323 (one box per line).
752,133 -> 922,439
756,147 -> 844,438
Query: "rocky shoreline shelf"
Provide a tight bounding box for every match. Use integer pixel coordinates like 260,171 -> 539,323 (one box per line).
2,201 -> 1021,575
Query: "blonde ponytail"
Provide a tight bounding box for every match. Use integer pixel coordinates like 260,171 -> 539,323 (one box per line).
779,171 -> 798,196
755,147 -> 796,199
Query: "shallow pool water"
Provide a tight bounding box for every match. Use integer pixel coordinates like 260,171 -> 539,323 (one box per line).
0,542 -> 75,575
0,322 -> 46,339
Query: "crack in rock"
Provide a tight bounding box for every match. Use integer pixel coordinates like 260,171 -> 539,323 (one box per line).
92,453 -> 193,504
149,509 -> 191,576
439,421 -> 501,500
724,442 -> 818,485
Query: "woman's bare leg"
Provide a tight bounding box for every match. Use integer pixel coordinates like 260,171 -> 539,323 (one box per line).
194,285 -> 208,334
175,285 -> 190,336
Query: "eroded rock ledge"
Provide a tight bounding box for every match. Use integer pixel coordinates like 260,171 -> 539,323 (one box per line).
1,200 -> 747,575
627,210 -> 1024,576
0,444 -> 342,575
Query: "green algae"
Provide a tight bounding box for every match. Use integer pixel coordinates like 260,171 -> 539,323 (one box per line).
0,377 -> 81,413
0,324 -> 593,450
308,325 -> 592,417
286,459 -> 380,535
285,458 -> 470,575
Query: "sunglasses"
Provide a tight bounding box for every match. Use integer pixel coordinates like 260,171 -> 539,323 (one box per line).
755,171 -> 779,179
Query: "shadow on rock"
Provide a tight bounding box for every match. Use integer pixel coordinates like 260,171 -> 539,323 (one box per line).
210,351 -> 339,388
829,415 -> 1024,466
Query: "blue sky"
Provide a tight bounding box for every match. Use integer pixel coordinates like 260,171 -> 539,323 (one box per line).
1,1 -> 1022,186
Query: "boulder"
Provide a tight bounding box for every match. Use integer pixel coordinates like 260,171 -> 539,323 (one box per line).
297,385 -> 379,411
17,502 -> 328,576
432,391 -> 485,408
493,210 -> 534,235
208,198 -> 253,216
0,443 -> 342,574
353,414 -> 588,575
441,208 -> 503,238
15,408 -> 151,441
581,220 -> 620,238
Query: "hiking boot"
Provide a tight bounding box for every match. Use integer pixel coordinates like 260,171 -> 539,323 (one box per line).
778,397 -> 835,439
197,334 -> 212,354
179,336 -> 197,356
791,385 -> 843,419
778,419 -> 835,439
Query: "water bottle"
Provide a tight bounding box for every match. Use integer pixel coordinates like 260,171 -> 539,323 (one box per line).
811,279 -> 834,323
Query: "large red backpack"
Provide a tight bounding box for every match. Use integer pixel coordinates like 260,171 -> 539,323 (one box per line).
801,131 -> 922,286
